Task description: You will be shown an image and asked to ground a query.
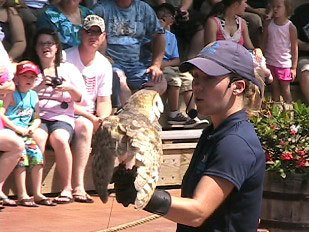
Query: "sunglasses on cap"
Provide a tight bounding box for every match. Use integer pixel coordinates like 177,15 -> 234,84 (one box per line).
85,29 -> 103,36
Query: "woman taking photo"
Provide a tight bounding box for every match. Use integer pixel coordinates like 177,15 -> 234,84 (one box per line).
31,28 -> 88,204
112,40 -> 266,231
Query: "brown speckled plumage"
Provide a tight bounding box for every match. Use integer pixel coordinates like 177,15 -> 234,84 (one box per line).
92,90 -> 164,209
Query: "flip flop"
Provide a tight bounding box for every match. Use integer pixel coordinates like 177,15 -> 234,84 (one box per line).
17,198 -> 39,207
1,197 -> 17,207
35,198 -> 57,206
53,195 -> 74,204
73,193 -> 94,203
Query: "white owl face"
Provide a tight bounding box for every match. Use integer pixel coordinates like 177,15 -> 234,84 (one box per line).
149,93 -> 164,122
123,89 -> 164,122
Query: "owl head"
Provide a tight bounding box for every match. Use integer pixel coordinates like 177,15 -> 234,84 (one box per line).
122,89 -> 164,122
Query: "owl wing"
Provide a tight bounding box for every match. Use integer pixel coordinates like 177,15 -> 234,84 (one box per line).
124,113 -> 163,209
92,115 -> 126,203
92,112 -> 163,209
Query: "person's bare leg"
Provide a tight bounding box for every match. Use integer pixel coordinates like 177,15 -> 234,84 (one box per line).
279,81 -> 292,103
31,125 -> 48,154
271,77 -> 281,102
0,130 -> 24,199
31,165 -> 45,201
300,71 -> 309,103
187,29 -> 204,60
168,86 -> 180,112
71,117 -> 93,200
49,129 -> 73,201
15,167 -> 29,200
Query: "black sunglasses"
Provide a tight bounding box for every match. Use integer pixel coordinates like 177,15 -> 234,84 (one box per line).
85,29 -> 103,36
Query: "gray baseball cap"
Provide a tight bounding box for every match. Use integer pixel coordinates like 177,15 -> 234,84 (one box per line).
179,40 -> 262,92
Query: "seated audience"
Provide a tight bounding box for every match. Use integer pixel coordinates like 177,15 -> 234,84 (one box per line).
0,41 -> 24,208
1,61 -> 56,207
0,1 -> 26,61
290,3 -> 309,104
151,3 -> 205,127
37,0 -> 92,49
65,15 -> 112,203
31,28 -> 88,204
94,0 -> 167,107
204,0 -> 254,49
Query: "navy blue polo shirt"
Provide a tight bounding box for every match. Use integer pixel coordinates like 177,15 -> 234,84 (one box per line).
177,110 -> 265,232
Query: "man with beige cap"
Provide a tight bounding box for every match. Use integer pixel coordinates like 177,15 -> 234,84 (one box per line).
65,15 -> 113,203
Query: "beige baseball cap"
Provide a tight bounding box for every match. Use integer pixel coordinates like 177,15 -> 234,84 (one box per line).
83,15 -> 105,32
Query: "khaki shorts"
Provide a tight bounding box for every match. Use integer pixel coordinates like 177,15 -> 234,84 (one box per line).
298,56 -> 309,73
163,66 -> 193,93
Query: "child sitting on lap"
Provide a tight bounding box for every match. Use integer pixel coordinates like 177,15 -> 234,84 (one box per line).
1,61 -> 56,207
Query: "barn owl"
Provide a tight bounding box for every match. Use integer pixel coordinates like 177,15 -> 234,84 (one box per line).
92,89 -> 164,209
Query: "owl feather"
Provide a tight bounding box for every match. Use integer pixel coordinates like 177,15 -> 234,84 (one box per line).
92,89 -> 164,209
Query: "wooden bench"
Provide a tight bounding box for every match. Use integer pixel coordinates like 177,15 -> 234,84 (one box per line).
3,129 -> 202,196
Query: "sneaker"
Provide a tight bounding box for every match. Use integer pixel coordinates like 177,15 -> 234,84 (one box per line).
167,112 -> 189,125
184,117 -> 209,129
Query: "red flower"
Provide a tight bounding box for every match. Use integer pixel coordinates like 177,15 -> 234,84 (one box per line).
280,152 -> 293,160
296,149 -> 306,157
297,158 -> 306,168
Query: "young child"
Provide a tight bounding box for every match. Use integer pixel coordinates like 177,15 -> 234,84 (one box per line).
263,0 -> 298,107
155,3 -> 208,128
1,61 -> 56,207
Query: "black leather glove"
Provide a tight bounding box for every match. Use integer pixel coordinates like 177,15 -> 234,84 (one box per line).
112,164 -> 137,207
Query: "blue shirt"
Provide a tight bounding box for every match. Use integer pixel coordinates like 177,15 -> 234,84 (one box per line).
94,0 -> 164,69
178,110 -> 265,232
6,90 -> 38,128
164,30 -> 179,61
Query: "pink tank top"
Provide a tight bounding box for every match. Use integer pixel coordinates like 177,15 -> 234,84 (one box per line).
265,20 -> 292,68
212,16 -> 245,45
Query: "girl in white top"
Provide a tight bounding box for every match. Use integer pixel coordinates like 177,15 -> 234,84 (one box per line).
263,0 -> 298,104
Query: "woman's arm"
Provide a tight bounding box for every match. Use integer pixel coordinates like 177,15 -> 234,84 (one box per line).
7,7 -> 26,60
289,23 -> 298,80
204,17 -> 217,46
165,175 -> 234,227
242,18 -> 254,49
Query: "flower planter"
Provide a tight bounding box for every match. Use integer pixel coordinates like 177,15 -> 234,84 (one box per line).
260,171 -> 309,231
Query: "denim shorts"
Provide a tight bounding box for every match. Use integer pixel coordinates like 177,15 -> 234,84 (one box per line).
41,119 -> 74,142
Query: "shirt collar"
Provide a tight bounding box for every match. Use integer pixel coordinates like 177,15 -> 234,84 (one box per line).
202,110 -> 249,141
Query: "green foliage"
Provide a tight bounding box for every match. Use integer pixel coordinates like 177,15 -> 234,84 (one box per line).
251,99 -> 309,178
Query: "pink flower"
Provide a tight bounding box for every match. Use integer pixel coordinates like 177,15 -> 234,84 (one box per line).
290,125 -> 299,135
280,152 -> 293,160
